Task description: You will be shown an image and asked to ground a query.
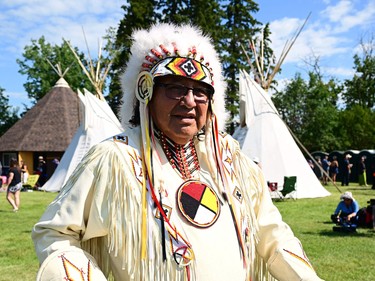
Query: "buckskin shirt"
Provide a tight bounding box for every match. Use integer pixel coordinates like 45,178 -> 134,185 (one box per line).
32,127 -> 323,281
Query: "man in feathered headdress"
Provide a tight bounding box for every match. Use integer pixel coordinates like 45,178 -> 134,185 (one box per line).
32,23 -> 324,281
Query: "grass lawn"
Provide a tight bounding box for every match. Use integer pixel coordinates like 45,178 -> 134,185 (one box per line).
0,183 -> 374,280
274,183 -> 375,281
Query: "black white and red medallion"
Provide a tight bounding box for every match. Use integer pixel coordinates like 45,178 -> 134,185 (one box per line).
177,180 -> 220,228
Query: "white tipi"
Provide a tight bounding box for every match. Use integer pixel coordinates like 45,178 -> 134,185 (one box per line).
233,70 -> 330,198
41,89 -> 123,192
41,37 -> 123,192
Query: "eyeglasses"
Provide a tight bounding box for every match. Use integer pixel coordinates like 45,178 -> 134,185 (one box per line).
156,83 -> 213,104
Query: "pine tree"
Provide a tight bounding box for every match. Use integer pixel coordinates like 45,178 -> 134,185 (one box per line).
220,0 -> 261,133
0,87 -> 19,137
107,0 -> 157,118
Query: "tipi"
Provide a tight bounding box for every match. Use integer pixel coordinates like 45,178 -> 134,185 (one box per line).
233,16 -> 330,199
41,38 -> 123,192
41,89 -> 123,192
233,70 -> 330,198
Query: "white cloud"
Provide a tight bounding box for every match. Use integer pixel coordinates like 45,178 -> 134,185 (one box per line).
0,0 -> 123,56
0,0 -> 124,109
321,0 -> 375,33
265,0 -> 375,81
268,17 -> 350,65
322,66 -> 355,77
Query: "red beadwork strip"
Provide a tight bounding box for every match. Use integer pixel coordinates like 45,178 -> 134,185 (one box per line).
156,130 -> 200,179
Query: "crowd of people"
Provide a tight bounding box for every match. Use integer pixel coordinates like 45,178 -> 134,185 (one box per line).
309,154 -> 371,187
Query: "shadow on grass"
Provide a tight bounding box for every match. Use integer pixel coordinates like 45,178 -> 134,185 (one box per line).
346,187 -> 372,191
300,229 -> 374,237
318,230 -> 373,237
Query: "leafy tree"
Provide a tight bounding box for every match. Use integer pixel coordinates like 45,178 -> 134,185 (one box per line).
272,72 -> 342,152
16,36 -> 93,104
343,35 -> 375,109
0,87 -> 19,137
220,0 -> 262,133
337,105 -> 375,149
272,74 -> 307,137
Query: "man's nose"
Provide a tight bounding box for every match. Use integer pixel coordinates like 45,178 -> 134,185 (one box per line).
181,89 -> 196,107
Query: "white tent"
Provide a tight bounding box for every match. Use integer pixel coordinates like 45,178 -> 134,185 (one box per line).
233,70 -> 330,199
41,89 -> 123,192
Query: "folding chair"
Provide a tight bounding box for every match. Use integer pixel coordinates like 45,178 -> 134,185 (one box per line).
280,176 -> 297,200
22,174 -> 40,191
268,181 -> 283,200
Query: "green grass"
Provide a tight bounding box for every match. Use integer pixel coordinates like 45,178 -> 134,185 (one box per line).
0,191 -> 57,281
274,183 -> 375,281
0,184 -> 374,280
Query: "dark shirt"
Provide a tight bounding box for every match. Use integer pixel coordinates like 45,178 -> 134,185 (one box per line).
9,167 -> 21,186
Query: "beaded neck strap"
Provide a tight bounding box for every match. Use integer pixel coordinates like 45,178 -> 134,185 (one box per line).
154,129 -> 200,180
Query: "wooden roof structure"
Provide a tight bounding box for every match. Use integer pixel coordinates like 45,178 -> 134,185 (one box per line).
0,78 -> 80,152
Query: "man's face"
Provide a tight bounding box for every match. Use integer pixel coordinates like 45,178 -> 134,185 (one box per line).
149,75 -> 212,144
344,198 -> 352,206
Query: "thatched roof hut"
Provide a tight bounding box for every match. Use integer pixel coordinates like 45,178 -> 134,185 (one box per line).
0,78 -> 80,180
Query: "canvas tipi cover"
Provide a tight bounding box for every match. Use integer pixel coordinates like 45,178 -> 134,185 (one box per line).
41,89 -> 123,192
233,70 -> 330,199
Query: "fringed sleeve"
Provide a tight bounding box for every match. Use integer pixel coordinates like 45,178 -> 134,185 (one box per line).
32,139 -> 143,280
231,139 -> 324,281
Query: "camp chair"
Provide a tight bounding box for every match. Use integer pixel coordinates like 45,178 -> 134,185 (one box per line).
267,181 -> 283,200
22,174 -> 40,190
280,176 -> 297,200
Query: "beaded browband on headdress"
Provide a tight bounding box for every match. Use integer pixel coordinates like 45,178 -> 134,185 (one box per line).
142,44 -> 215,87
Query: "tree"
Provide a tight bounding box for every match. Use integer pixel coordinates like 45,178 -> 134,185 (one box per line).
16,36 -> 93,104
157,0 -> 224,43
343,35 -> 375,109
337,105 -> 375,149
0,87 -> 19,137
272,72 -> 342,152
220,0 -> 262,133
107,0 -> 157,118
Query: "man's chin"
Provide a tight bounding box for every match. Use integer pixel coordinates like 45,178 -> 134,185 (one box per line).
167,126 -> 198,144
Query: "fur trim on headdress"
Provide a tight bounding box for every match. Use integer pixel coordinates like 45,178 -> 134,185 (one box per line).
120,23 -> 227,130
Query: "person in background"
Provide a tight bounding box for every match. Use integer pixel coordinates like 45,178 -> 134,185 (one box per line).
32,23 -> 324,281
358,156 -> 368,187
313,157 -> 322,181
308,159 -> 314,170
36,156 -> 47,186
341,154 -> 353,186
20,160 -> 29,185
0,160 -> 3,187
331,191 -> 359,225
329,156 -> 339,184
6,158 -> 22,212
321,155 -> 330,185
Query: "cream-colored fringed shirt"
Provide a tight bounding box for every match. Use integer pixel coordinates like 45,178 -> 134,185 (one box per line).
32,127 -> 324,281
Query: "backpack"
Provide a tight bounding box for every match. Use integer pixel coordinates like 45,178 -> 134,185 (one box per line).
357,207 -> 373,228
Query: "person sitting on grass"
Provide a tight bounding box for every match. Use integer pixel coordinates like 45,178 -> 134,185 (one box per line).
331,191 -> 359,225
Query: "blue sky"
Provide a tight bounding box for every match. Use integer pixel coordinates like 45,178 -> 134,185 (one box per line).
1,0 -> 374,111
